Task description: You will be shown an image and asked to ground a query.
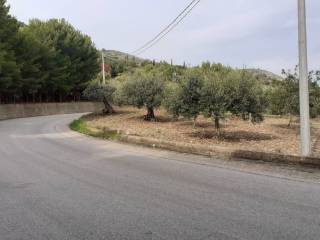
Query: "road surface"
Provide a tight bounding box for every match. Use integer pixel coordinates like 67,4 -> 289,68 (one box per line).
1,114 -> 320,240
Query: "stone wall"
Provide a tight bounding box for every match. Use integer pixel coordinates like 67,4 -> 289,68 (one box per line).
0,102 -> 104,120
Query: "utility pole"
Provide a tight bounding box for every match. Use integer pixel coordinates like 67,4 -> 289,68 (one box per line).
298,0 -> 311,156
101,51 -> 106,85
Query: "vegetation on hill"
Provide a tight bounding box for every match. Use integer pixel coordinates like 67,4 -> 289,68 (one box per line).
245,68 -> 283,83
101,49 -> 151,78
102,50 -> 147,65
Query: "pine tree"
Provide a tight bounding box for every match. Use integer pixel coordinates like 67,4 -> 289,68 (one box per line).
0,0 -> 20,103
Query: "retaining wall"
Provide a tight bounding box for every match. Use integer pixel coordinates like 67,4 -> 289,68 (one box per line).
0,102 -> 104,120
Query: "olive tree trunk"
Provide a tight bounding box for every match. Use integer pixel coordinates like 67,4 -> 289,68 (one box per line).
144,107 -> 156,121
102,98 -> 115,115
214,115 -> 221,136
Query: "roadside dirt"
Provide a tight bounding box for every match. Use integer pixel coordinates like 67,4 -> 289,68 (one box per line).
84,107 -> 320,157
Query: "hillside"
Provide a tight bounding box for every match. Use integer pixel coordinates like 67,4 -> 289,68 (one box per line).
102,49 -> 148,65
246,68 -> 283,83
101,50 -> 283,84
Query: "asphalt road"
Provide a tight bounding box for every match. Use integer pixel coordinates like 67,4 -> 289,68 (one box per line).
1,114 -> 320,240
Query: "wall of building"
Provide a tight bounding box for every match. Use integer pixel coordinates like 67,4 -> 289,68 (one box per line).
0,102 -> 104,120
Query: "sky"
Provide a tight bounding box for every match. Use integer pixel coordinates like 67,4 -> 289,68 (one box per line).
7,0 -> 320,74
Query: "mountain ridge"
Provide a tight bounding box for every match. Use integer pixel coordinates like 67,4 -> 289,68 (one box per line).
102,49 -> 283,82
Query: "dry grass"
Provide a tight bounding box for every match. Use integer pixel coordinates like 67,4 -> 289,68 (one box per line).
85,107 -> 320,157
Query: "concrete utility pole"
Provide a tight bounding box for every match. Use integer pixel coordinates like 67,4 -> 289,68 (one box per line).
298,0 -> 311,156
101,51 -> 106,85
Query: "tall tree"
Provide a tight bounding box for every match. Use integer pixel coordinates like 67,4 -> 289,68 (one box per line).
23,19 -> 100,101
15,28 -> 48,102
0,0 -> 20,103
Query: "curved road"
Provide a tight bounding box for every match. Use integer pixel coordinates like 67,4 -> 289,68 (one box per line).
1,114 -> 320,240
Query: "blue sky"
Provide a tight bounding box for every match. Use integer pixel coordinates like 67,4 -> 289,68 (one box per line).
7,0 -> 319,74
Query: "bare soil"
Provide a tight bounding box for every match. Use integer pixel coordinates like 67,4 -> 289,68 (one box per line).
84,107 -> 320,157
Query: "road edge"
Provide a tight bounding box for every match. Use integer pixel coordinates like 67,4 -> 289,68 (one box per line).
70,116 -> 320,168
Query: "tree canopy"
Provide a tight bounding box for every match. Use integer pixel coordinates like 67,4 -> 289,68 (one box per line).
83,81 -> 116,114
118,70 -> 165,121
268,68 -> 320,124
111,62 -> 273,132
0,0 -> 20,101
0,0 -> 100,103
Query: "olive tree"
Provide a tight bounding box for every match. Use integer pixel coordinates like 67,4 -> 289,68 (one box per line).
309,70 -> 320,118
162,82 -> 182,119
178,69 -> 204,126
121,71 -> 164,121
268,69 -> 300,126
228,70 -> 266,123
200,74 -> 230,133
83,82 -> 116,114
163,69 -> 203,126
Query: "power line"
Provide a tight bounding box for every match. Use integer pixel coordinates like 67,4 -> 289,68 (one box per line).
136,0 -> 201,56
132,0 -> 201,56
132,0 -> 198,55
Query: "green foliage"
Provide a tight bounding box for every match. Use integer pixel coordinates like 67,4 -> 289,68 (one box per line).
70,118 -> 91,135
200,72 -> 231,131
70,117 -> 121,140
163,69 -> 203,123
199,64 -> 233,130
83,82 -> 115,103
163,63 -> 267,129
0,0 -> 20,100
24,19 -> 100,99
162,82 -> 183,118
118,61 -> 269,129
120,70 -> 165,120
309,71 -> 320,118
268,69 -> 300,117
101,50 -> 152,78
83,81 -> 116,114
227,70 -> 267,123
0,4 -> 100,103
178,69 -> 204,121
268,68 -> 320,122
